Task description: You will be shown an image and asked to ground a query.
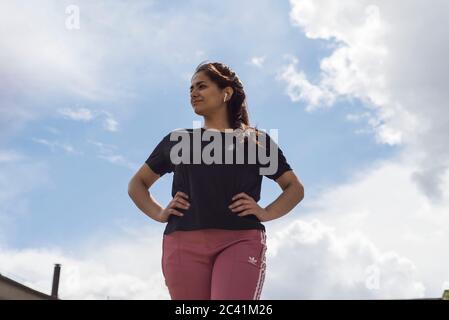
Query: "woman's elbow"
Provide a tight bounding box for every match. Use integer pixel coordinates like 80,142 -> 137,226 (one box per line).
127,179 -> 135,197
127,177 -> 143,197
295,181 -> 305,203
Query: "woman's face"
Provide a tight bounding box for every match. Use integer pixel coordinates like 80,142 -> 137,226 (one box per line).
190,71 -> 228,116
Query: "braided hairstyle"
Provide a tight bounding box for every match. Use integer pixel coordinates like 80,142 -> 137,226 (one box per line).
192,60 -> 263,146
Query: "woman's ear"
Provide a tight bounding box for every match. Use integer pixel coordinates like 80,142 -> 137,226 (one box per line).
224,87 -> 234,101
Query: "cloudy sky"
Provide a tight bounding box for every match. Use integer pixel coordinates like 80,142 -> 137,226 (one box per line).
1,0 -> 448,299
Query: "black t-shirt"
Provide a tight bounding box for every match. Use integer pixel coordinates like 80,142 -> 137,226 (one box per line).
145,127 -> 293,235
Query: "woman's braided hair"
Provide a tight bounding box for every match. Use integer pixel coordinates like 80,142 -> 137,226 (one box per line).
192,60 -> 264,146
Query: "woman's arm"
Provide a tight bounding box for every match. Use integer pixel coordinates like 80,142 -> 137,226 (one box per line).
263,171 -> 304,222
128,164 -> 164,223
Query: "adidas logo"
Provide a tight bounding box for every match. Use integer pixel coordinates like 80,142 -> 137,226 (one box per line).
248,256 -> 258,265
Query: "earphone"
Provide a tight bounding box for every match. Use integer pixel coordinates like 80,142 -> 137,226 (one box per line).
224,93 -> 228,102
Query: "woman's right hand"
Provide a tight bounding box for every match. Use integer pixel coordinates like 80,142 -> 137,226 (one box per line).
158,191 -> 190,223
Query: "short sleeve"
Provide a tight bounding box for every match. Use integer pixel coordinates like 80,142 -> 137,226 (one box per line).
258,131 -> 293,181
145,133 -> 174,177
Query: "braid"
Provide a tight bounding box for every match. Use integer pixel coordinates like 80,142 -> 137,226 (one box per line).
193,61 -> 263,146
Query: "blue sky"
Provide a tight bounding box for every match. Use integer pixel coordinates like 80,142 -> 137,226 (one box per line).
1,0 -> 448,299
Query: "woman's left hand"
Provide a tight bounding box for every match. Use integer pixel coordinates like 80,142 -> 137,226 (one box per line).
228,192 -> 268,222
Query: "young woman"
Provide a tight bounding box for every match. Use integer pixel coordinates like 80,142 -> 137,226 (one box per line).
128,61 -> 304,300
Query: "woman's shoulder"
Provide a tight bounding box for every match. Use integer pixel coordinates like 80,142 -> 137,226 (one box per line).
162,128 -> 196,143
165,128 -> 194,136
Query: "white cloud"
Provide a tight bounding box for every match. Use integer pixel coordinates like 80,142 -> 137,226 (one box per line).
0,150 -> 23,163
0,0 -> 297,138
0,225 -> 169,299
31,138 -> 82,156
97,155 -> 135,170
278,154 -> 449,298
276,55 -> 336,111
250,56 -> 267,68
283,0 -> 449,201
58,108 -> 94,122
0,217 -> 430,299
44,126 -> 62,136
88,140 -> 138,171
345,111 -> 372,123
264,219 -> 425,299
87,140 -> 118,154
0,1 -> 144,136
0,2 -> 107,107
30,136 -> 135,171
57,107 -> 119,132
101,111 -> 119,132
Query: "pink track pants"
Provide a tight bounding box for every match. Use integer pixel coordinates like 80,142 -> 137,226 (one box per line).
162,228 -> 267,300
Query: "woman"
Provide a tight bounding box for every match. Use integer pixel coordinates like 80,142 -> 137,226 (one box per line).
128,61 -> 304,300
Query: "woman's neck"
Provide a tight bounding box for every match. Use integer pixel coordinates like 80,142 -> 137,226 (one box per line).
203,119 -> 232,133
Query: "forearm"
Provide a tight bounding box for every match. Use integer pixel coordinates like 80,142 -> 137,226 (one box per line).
263,182 -> 304,222
128,178 -> 164,223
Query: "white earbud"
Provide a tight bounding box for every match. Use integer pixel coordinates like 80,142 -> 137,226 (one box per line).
224,93 -> 228,102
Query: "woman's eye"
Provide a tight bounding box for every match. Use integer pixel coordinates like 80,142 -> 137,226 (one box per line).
190,85 -> 205,92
